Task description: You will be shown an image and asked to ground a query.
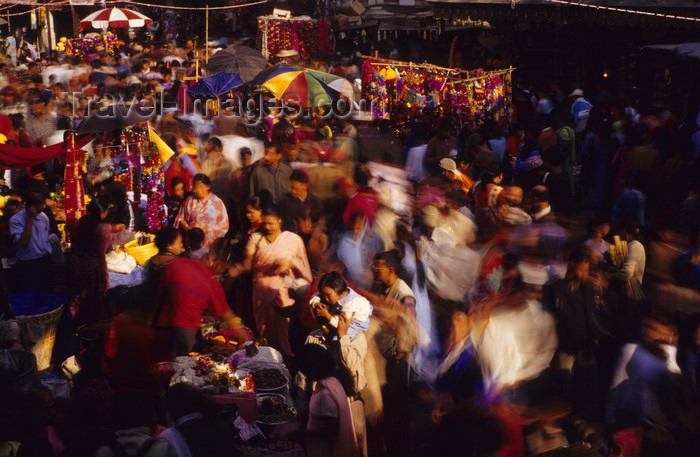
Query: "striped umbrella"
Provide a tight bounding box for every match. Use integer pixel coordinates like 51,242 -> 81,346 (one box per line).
80,8 -> 153,30
295,67 -> 357,99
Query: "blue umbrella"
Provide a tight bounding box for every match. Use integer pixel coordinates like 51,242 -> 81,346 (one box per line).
187,72 -> 244,98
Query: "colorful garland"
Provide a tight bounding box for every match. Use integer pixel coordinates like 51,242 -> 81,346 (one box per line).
257,16 -> 335,59
141,142 -> 166,232
65,31 -> 123,62
362,57 -> 512,128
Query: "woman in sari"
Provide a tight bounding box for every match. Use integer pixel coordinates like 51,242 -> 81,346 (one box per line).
68,199 -> 112,329
174,173 -> 229,252
229,205 -> 312,356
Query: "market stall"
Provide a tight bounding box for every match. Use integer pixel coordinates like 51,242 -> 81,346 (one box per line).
361,55 -> 513,130
257,15 -> 335,60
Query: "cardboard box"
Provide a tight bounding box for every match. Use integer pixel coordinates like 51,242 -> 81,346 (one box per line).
348,0 -> 366,17
335,14 -> 350,29
348,16 -> 362,26
206,392 -> 257,424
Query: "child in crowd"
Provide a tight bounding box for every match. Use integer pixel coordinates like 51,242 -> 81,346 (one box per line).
186,227 -> 208,263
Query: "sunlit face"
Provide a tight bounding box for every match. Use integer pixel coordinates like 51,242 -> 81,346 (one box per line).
172,182 -> 185,200
349,214 -> 365,236
373,259 -> 392,285
320,286 -> 340,306
284,145 -> 299,163
595,223 -> 610,239
574,259 -> 590,281
262,214 -> 282,235
289,180 -> 307,201
168,234 -> 184,255
192,180 -> 210,199
246,204 -> 262,224
263,146 -> 281,166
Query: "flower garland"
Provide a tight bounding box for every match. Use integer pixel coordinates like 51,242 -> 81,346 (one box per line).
141,142 -> 166,233
65,31 -> 123,62
257,16 -> 335,59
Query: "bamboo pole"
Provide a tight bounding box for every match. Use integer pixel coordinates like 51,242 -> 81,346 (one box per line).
205,5 -> 209,63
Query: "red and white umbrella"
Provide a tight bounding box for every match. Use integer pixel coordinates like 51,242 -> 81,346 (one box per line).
80,7 -> 153,30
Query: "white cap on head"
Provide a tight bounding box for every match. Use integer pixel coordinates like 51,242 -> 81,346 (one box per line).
569,88 -> 584,97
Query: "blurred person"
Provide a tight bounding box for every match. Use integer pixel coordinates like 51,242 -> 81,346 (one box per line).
529,185 -> 557,224
483,119 -> 507,161
299,344 -> 359,457
174,173 -> 229,252
162,383 -> 242,457
611,173 -> 647,230
405,124 -> 430,183
371,249 -> 416,457
606,311 -> 680,428
163,135 -> 199,198
154,253 -> 251,357
146,227 -> 184,284
185,227 -> 208,264
86,137 -> 115,189
569,88 -> 592,134
0,86 -> 27,118
67,199 -> 112,330
541,145 -> 572,215
200,137 -> 234,200
229,147 -> 253,225
280,170 -> 322,233
9,192 -> 53,293
424,118 -> 458,174
304,273 -> 370,456
514,123 -> 543,192
248,143 -> 292,205
544,250 -> 603,418
336,211 -> 383,290
165,177 -> 190,228
293,206 -> 329,275
25,100 -> 56,147
679,171 -> 700,236
439,154 -> 474,194
584,214 -> 612,264
471,267 -> 558,406
677,223 -> 700,291
94,392 -> 176,457
227,205 -> 311,355
342,164 -> 378,226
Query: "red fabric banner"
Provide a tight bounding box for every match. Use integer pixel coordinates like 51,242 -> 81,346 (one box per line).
0,135 -> 93,169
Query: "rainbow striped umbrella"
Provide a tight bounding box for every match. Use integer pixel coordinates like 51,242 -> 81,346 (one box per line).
259,66 -> 337,108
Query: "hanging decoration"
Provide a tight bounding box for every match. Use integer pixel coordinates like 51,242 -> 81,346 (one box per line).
361,55 -> 513,129
63,133 -> 87,224
257,15 -> 335,59
141,142 -> 167,232
65,31 -> 123,62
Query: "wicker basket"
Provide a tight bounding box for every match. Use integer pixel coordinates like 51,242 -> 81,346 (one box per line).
10,293 -> 66,372
124,235 -> 158,266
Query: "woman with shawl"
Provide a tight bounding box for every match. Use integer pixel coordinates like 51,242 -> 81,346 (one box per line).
229,205 -> 312,356
174,173 -> 229,252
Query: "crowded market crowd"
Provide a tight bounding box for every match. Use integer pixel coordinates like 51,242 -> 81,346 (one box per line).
0,34 -> 700,457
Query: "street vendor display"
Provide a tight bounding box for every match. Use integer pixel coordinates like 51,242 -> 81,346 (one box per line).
361,56 -> 513,130
65,32 -> 123,62
257,15 -> 335,60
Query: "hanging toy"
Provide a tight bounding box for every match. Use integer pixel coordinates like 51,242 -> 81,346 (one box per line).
362,29 -> 367,44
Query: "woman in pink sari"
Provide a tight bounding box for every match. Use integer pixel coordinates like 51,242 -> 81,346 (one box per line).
229,205 -> 311,355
